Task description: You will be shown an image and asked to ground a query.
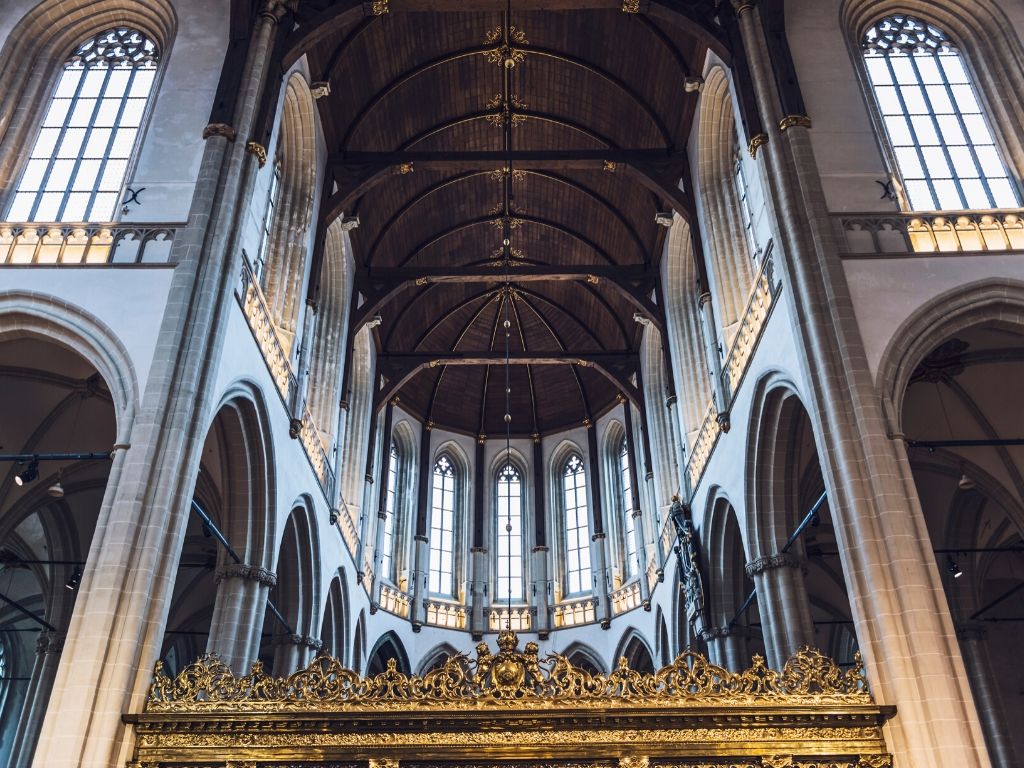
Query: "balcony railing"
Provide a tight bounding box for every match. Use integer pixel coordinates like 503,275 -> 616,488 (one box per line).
336,502 -> 359,558
379,584 -> 410,618
488,606 -> 531,632
720,251 -> 780,397
425,599 -> 467,630
835,210 -> 1024,254
610,581 -> 641,615
552,596 -> 597,628
236,256 -> 335,497
0,222 -> 179,264
685,400 -> 721,489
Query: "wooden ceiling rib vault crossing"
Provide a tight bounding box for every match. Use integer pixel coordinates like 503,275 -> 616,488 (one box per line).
284,0 -> 732,436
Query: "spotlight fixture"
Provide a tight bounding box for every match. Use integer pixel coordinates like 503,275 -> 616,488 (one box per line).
14,460 -> 39,487
946,555 -> 963,579
957,473 -> 976,491
65,569 -> 82,591
329,508 -> 340,526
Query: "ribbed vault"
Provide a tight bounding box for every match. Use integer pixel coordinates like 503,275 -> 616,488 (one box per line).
285,1 -> 726,434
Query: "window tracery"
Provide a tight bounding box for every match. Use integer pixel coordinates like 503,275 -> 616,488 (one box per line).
562,454 -> 592,595
862,14 -> 1018,211
7,28 -> 160,222
495,462 -> 524,602
428,455 -> 456,596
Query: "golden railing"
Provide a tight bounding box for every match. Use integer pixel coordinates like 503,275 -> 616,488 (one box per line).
835,209 -> 1024,254
0,222 -> 179,264
236,255 -> 335,497
128,633 -> 893,768
552,596 -> 597,628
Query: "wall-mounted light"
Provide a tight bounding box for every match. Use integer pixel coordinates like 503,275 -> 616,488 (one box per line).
946,555 -> 963,579
66,569 -> 82,591
15,460 -> 39,486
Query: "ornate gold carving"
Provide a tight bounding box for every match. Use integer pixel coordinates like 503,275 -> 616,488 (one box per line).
245,140 -> 267,167
146,633 -> 871,712
603,160 -> 617,172
762,757 -> 794,768
778,114 -> 812,132
483,26 -> 529,68
371,0 -> 389,14
202,122 -> 236,141
857,757 -> 892,768
619,758 -> 648,768
622,0 -> 641,12
490,167 -> 526,182
369,760 -> 399,768
486,94 -> 528,127
397,161 -> 414,174
748,132 -> 769,158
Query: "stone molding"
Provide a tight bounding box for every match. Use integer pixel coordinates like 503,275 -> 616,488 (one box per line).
272,634 -> 324,651
36,630 -> 66,655
745,553 -> 803,577
215,562 -> 278,587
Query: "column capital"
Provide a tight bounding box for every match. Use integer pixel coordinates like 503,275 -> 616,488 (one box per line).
215,562 -> 278,587
745,552 -> 803,577
36,630 -> 66,655
202,123 -> 236,142
731,0 -> 757,16
271,634 -> 323,651
699,625 -> 733,642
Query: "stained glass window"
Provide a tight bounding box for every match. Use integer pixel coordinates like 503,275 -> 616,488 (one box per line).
862,15 -> 1018,210
428,455 -> 456,595
496,462 -> 523,601
7,28 -> 160,222
563,454 -> 592,595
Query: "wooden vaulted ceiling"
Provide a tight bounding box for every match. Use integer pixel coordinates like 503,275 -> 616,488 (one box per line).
286,0 -> 727,436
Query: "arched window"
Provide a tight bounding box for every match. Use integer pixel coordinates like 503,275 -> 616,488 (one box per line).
733,142 -> 759,261
428,455 -> 456,596
620,438 -> 638,578
862,15 -> 1019,211
495,462 -> 523,601
380,441 -> 399,581
253,160 -> 281,284
562,454 -> 592,595
7,28 -> 160,222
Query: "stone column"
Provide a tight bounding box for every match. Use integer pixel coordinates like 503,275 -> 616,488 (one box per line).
621,397 -> 650,605
271,633 -> 322,676
586,420 -> 611,627
206,563 -> 277,673
531,434 -> 551,636
701,626 -> 748,672
371,398 -> 396,606
469,436 -> 487,638
409,421 -> 432,629
8,631 -> 65,768
728,2 -> 993,765
957,623 -> 1018,768
33,5 -> 290,767
744,553 -> 814,669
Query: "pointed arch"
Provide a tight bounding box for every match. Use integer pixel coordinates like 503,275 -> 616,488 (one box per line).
366,631 -> 409,676
319,569 -> 349,664
270,498 -> 322,675
561,641 -> 605,675
416,642 -> 459,675
614,629 -> 655,674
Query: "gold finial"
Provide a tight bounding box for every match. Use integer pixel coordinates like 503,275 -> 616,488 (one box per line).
371,0 -> 389,14
622,0 -> 641,12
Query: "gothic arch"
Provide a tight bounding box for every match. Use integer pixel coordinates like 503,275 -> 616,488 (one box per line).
0,0 -> 177,195
319,569 -> 349,664
640,326 -> 679,504
560,641 -> 605,675
366,631 -> 409,676
416,642 -> 459,675
270,498 -> 322,675
696,66 -> 755,335
614,629 -> 655,673
262,73 -> 319,354
387,418 -> 418,583
339,326 -> 374,511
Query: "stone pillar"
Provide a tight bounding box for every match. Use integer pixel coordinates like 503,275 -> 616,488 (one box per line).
8,631 -> 65,768
409,421 -> 432,629
621,397 -> 650,605
728,2 -> 993,765
271,633 -> 322,676
957,623 -> 1018,768
33,5 -> 290,767
701,626 -> 748,672
469,436 -> 487,638
744,553 -> 814,669
531,434 -> 551,636
586,420 -> 611,627
206,563 -> 277,673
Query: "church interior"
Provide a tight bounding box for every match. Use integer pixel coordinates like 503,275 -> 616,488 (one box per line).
0,1 -> 1022,767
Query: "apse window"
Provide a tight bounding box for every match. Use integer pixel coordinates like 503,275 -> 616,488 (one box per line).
428,455 -> 456,596
620,438 -> 637,578
862,15 -> 1019,211
7,28 -> 160,223
380,441 -> 399,581
495,462 -> 524,601
563,454 -> 592,595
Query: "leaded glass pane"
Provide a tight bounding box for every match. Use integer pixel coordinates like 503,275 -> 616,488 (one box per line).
495,462 -> 523,601
620,439 -> 637,578
7,28 -> 159,223
563,454 -> 592,595
380,442 -> 398,581
862,14 -> 1019,211
428,456 -> 457,596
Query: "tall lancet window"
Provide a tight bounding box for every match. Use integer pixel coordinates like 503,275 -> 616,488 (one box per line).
380,441 -> 398,581
620,439 -> 638,578
428,455 -> 456,596
496,462 -> 523,601
563,454 -> 592,595
862,15 -> 1018,211
7,28 -> 160,222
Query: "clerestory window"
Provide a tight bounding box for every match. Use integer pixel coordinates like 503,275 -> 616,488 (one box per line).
428,455 -> 456,596
862,14 -> 1019,211
7,28 -> 160,223
380,441 -> 398,581
495,461 -> 524,601
562,454 -> 592,595
620,438 -> 638,578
